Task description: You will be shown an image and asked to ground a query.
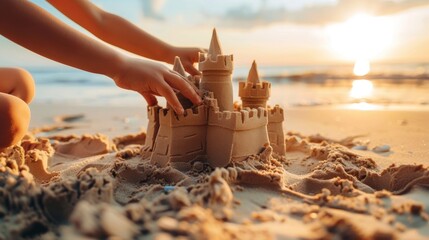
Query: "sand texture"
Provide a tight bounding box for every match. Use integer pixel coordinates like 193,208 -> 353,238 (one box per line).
1,120 -> 429,240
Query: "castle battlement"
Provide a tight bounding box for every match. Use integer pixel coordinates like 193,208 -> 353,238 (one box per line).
208,108 -> 267,130
204,98 -> 219,111
147,105 -> 161,121
158,105 -> 207,127
199,54 -> 234,72
143,105 -> 162,152
238,81 -> 271,97
268,105 -> 284,123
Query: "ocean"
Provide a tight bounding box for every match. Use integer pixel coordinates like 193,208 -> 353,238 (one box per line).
28,63 -> 429,110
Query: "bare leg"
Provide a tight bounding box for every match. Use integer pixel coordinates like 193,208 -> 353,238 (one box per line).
0,68 -> 34,149
0,68 -> 35,103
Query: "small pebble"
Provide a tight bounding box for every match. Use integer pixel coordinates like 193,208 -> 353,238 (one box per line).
352,145 -> 368,151
400,119 -> 408,126
373,145 -> 391,153
164,186 -> 175,192
157,217 -> 179,231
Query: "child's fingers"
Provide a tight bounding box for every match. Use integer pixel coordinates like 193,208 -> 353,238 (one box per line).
142,92 -> 157,106
169,70 -> 200,94
164,71 -> 202,106
156,82 -> 184,115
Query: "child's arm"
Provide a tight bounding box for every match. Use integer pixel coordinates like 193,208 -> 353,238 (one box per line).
0,0 -> 201,114
47,0 -> 204,75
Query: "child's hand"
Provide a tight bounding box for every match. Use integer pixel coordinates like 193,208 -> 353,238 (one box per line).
169,47 -> 207,76
113,57 -> 202,114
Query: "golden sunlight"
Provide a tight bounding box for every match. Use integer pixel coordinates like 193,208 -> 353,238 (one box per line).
326,13 -> 393,61
347,102 -> 380,111
349,79 -> 373,99
353,58 -> 370,76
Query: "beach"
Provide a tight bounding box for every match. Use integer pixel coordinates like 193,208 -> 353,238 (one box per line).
2,0 -> 429,238
1,98 -> 428,239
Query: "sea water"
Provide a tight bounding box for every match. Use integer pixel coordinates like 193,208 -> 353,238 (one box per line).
28,63 -> 429,110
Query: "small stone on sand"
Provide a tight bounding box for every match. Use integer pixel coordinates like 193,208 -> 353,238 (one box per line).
372,145 -> 391,153
352,145 -> 368,151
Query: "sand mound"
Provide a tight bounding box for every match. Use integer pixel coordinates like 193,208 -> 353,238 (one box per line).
50,134 -> 116,158
0,132 -> 428,239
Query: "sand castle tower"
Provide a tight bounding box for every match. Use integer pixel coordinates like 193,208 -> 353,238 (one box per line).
239,61 -> 271,109
238,61 -> 286,156
199,29 -> 234,111
267,106 -> 286,155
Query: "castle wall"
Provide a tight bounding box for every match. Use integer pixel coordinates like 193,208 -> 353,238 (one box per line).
206,108 -> 269,167
142,106 -> 161,152
231,125 -> 269,161
267,105 -> 286,155
150,105 -> 208,170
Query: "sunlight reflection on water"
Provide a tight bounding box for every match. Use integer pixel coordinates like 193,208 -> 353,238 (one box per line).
349,79 -> 373,99
345,102 -> 381,111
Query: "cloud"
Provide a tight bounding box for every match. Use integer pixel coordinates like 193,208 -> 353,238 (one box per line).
218,0 -> 429,28
141,0 -> 165,20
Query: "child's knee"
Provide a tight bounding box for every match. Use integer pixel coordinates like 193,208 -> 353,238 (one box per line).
0,68 -> 35,104
0,93 -> 31,149
12,68 -> 35,103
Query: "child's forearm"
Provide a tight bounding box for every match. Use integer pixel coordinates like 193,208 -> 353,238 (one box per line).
47,0 -> 175,64
0,0 -> 124,79
92,13 -> 175,63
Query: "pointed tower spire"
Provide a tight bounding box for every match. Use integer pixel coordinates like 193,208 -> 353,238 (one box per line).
247,60 -> 260,84
173,56 -> 186,77
239,60 -> 271,109
208,28 -> 223,60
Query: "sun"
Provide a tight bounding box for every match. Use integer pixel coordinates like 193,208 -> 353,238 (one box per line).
353,58 -> 370,76
326,13 -> 393,73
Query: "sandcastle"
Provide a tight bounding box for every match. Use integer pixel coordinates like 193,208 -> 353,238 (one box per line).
142,29 -> 285,170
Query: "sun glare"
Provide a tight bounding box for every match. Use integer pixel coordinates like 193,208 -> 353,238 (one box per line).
349,79 -> 373,99
347,102 -> 380,111
326,13 -> 393,61
353,58 -> 370,76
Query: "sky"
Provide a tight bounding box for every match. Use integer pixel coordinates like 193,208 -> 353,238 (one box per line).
1,0 -> 429,68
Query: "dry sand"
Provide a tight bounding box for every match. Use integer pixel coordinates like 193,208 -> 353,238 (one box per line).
0,103 -> 428,239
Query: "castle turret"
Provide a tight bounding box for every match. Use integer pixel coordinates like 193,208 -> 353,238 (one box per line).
199,29 -> 234,111
267,105 -> 286,156
238,61 -> 271,109
173,56 -> 186,76
172,57 -> 195,109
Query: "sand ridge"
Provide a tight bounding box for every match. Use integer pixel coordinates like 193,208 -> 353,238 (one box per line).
0,131 -> 429,239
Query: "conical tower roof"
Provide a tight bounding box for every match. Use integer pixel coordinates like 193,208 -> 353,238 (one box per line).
208,28 -> 223,60
247,60 -> 260,84
173,56 -> 186,77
